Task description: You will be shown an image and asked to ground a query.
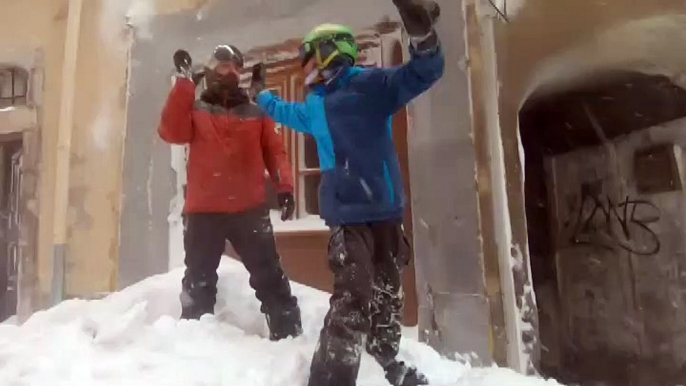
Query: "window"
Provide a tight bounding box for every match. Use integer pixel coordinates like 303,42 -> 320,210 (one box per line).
0,68 -> 28,108
263,87 -> 285,211
301,133 -> 321,216
292,76 -> 322,218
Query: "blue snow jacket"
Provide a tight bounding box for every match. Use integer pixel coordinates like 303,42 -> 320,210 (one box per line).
257,45 -> 444,226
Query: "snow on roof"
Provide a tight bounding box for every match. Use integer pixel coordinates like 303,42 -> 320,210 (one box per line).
0,258 -> 563,386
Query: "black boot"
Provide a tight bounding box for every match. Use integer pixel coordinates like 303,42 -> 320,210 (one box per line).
265,304 -> 303,340
179,285 -> 215,320
383,360 -> 428,386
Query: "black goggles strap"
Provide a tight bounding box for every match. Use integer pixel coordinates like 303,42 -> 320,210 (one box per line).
300,44 -> 314,67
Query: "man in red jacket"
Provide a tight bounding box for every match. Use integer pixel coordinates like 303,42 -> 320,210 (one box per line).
158,45 -> 302,341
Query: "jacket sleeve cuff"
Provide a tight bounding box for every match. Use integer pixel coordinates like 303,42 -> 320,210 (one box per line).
409,30 -> 440,56
276,183 -> 294,194
256,90 -> 273,108
174,77 -> 197,93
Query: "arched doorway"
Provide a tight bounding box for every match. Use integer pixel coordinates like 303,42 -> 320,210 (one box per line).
519,70 -> 686,385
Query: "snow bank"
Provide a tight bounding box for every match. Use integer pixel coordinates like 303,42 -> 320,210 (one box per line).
0,258 -> 563,386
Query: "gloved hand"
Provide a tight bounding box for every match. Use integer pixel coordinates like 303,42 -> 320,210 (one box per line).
277,192 -> 295,221
392,0 -> 440,37
249,62 -> 266,101
392,0 -> 440,52
173,49 -> 205,85
173,49 -> 193,77
191,70 -> 206,86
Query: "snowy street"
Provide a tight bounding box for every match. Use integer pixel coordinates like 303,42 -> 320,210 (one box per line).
0,258 -> 562,386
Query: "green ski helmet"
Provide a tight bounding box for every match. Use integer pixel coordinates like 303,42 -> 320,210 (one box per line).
300,23 -> 358,70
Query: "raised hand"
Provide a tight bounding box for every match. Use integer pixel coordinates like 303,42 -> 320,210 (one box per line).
249,62 -> 266,101
173,49 -> 206,85
173,49 -> 192,74
392,0 -> 440,38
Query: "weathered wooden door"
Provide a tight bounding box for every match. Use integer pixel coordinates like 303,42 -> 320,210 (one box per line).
547,133 -> 686,384
0,144 -> 22,321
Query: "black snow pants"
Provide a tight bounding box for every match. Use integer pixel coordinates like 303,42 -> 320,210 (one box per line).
307,221 -> 411,386
179,207 -> 298,323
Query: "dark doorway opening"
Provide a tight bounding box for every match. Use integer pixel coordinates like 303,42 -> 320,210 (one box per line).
0,136 -> 23,322
519,71 -> 686,386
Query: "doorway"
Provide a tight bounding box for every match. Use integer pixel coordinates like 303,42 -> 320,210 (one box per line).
519,71 -> 686,385
0,137 -> 23,322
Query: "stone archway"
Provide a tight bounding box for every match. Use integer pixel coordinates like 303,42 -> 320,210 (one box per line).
488,13 -> 686,378
519,70 -> 686,385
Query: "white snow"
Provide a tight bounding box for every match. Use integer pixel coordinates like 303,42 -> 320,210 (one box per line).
91,0 -> 157,152
168,143 -> 188,270
270,210 -> 329,233
0,258 -> 564,386
125,0 -> 156,41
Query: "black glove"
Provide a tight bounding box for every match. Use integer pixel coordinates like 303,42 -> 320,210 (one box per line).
173,49 -> 205,85
277,192 -> 295,221
392,0 -> 440,52
191,70 -> 206,86
173,49 -> 192,75
393,0 -> 440,37
249,62 -> 266,101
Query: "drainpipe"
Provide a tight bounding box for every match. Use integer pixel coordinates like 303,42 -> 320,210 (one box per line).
51,0 -> 84,306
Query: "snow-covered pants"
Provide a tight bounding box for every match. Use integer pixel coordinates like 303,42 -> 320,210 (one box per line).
180,208 -> 298,320
308,221 -> 411,386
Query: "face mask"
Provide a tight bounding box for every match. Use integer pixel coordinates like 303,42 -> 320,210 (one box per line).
207,71 -> 239,90
201,71 -> 248,107
304,69 -> 320,86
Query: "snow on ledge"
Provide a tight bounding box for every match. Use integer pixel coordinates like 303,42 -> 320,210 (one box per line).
0,105 -> 36,134
270,210 -> 329,233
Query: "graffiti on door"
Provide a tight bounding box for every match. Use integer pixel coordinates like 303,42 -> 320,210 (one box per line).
568,191 -> 661,256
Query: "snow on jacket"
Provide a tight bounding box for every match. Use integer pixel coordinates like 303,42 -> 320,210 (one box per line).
256,45 -> 444,226
159,78 -> 294,214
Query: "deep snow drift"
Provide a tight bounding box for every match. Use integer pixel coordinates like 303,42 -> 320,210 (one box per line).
0,258 -> 563,386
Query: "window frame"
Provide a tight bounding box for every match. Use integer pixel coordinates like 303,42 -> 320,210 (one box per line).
261,65 -> 320,220
0,67 -> 28,108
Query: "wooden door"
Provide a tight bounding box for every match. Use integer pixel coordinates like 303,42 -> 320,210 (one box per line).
0,142 -> 22,321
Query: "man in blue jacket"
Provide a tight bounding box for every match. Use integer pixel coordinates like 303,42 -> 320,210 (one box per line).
253,1 -> 444,385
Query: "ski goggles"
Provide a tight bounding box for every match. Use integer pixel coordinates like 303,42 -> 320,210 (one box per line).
206,45 -> 244,71
299,34 -> 353,68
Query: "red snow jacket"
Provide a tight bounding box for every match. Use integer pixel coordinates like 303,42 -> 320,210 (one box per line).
158,78 -> 294,214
